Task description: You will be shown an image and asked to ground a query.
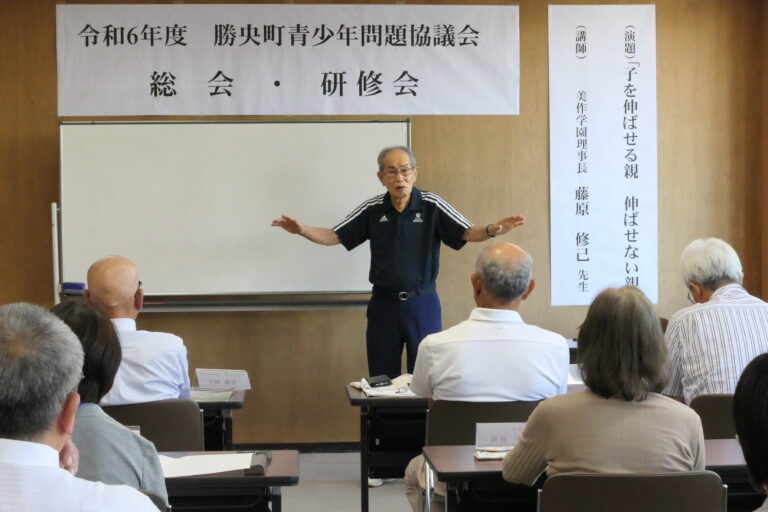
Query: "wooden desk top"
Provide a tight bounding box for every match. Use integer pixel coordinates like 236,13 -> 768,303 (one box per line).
163,450 -> 299,490
423,439 -> 747,483
345,384 -> 428,407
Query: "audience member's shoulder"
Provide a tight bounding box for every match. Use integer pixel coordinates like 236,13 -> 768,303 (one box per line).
69,474 -> 157,511
648,392 -> 700,416
526,324 -> 568,346
138,328 -> 185,348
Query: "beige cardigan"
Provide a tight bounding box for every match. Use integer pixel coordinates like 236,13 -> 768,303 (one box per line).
502,390 -> 705,485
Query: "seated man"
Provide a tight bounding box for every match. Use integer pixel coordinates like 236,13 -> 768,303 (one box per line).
85,255 -> 191,405
664,238 -> 768,404
404,242 -> 570,511
0,302 -> 157,512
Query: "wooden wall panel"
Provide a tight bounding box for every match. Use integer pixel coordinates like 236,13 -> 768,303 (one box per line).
763,1 -> 768,300
1,0 -> 765,443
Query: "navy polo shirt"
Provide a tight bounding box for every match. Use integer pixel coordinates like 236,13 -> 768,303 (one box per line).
333,188 -> 471,290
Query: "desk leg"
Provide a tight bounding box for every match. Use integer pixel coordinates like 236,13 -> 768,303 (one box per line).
445,484 -> 458,512
223,409 -> 233,450
270,486 -> 281,512
360,406 -> 370,512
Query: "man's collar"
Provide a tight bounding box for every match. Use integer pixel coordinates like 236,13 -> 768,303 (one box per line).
468,307 -> 524,323
111,317 -> 137,332
0,438 -> 59,467
408,188 -> 423,211
710,282 -> 747,300
383,187 -> 422,212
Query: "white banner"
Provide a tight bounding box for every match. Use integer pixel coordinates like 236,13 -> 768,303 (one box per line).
549,5 -> 658,306
56,4 -> 519,116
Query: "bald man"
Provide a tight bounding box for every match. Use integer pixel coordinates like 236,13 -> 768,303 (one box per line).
85,256 -> 190,405
404,243 -> 569,511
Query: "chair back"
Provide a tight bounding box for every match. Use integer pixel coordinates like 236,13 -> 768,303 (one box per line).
103,398 -> 203,451
689,394 -> 736,439
425,400 -> 541,446
537,471 -> 726,512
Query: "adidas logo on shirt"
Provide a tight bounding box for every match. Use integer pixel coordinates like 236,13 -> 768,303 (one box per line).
379,215 -> 388,222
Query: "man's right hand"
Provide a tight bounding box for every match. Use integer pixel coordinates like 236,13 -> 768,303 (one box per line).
271,214 -> 303,235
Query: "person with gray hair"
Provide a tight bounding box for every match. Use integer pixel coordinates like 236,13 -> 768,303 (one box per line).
664,237 -> 768,404
403,243 -> 569,511
272,145 -> 526,382
0,303 -> 156,512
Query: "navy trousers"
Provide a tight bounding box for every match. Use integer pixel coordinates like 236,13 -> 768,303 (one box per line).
365,289 -> 442,378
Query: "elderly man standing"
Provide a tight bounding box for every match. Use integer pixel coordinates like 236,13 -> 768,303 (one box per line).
85,255 -> 191,405
404,242 -> 569,511
273,146 -> 525,378
0,303 -> 157,511
664,238 -> 768,404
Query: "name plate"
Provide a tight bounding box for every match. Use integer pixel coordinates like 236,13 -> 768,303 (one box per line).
196,368 -> 251,390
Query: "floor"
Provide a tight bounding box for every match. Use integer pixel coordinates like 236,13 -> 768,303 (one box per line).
281,452 -> 409,512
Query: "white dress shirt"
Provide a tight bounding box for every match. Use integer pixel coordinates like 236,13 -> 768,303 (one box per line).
100,318 -> 191,406
664,284 -> 768,404
410,308 -> 570,401
0,438 -> 157,512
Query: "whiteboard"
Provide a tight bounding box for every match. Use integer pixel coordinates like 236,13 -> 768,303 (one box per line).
59,121 -> 410,295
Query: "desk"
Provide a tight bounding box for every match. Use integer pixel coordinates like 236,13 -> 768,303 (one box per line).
193,389 -> 246,450
164,449 -> 299,512
346,384 -> 428,512
423,440 -> 754,512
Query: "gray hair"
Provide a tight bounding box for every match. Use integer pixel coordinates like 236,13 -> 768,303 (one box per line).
475,246 -> 533,303
377,145 -> 416,171
681,238 -> 743,290
0,303 -> 84,440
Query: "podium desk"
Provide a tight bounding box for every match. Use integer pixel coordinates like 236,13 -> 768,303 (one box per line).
346,384 -> 428,512
164,449 -> 298,512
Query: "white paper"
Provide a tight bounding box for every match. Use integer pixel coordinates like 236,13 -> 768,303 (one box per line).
190,389 -> 234,402
159,453 -> 253,478
475,422 -> 525,449
549,5 -> 658,306
567,364 -> 583,385
196,369 -> 250,390
355,374 -> 416,397
57,4 -> 519,116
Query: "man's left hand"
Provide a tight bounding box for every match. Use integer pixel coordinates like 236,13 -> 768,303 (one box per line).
491,215 -> 526,236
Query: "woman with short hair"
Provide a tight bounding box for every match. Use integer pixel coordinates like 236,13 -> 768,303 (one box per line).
502,286 -> 704,484
51,299 -> 168,505
733,353 -> 768,512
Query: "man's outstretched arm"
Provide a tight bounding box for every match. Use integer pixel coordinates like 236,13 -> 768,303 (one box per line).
272,214 -> 340,246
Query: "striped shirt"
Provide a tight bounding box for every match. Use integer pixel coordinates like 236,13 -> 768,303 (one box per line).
664,284 -> 768,404
333,188 -> 471,290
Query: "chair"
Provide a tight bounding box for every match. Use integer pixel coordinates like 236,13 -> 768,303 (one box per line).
102,399 -> 204,451
426,400 -> 542,445
138,489 -> 170,512
689,394 -> 736,439
537,471 -> 727,512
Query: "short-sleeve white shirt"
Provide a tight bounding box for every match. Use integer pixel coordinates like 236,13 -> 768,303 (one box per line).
0,438 -> 157,512
410,308 -> 570,401
664,284 -> 768,404
100,318 -> 191,406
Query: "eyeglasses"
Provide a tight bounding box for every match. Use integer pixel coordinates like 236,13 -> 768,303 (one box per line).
381,166 -> 414,178
135,280 -> 142,299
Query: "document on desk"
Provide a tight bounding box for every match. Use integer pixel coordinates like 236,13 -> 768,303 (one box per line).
351,374 -> 416,397
160,453 -> 253,478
